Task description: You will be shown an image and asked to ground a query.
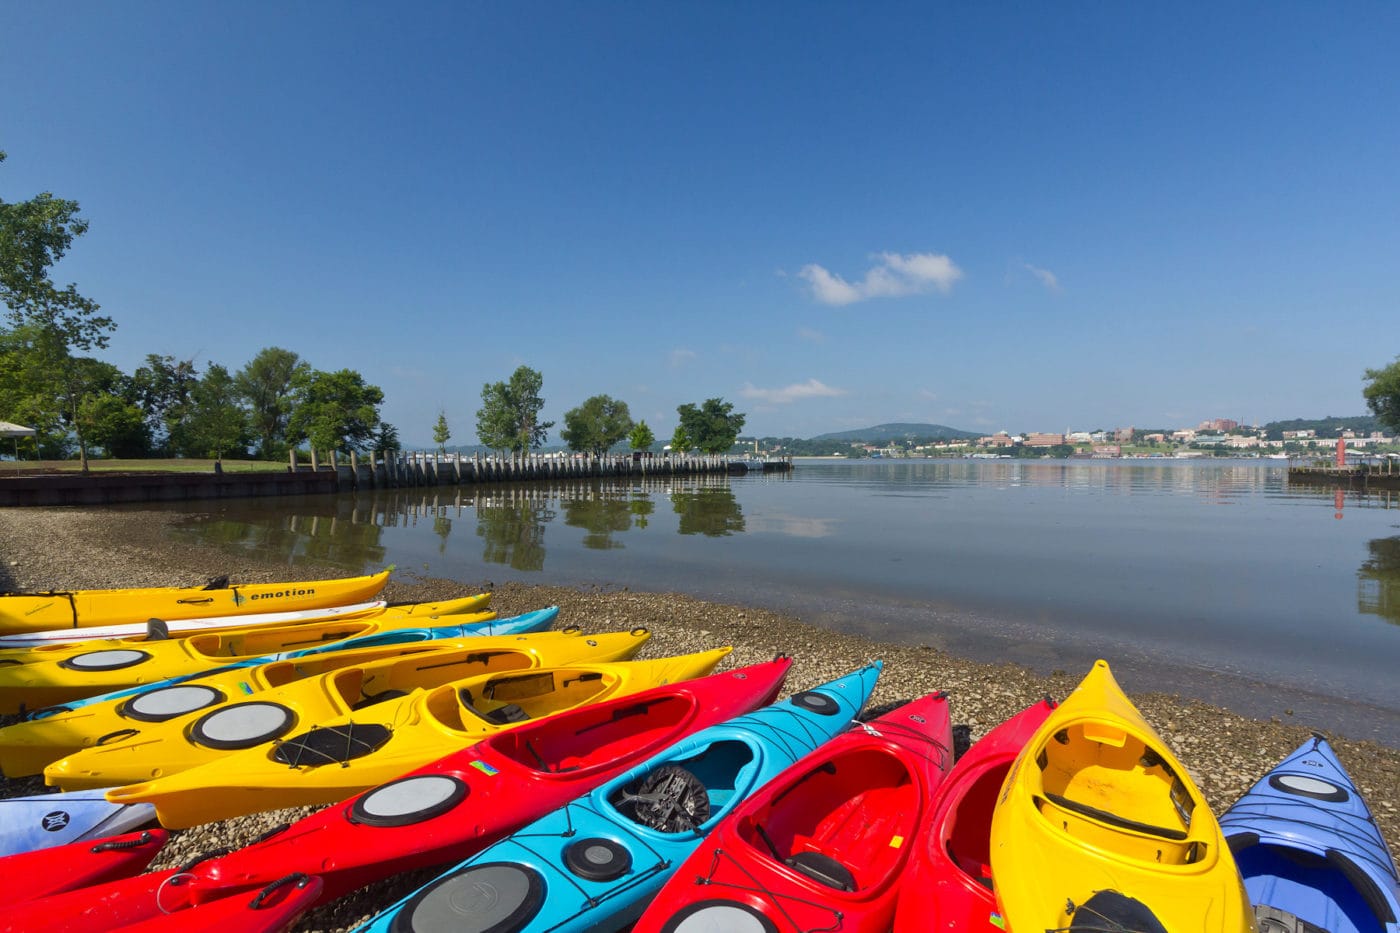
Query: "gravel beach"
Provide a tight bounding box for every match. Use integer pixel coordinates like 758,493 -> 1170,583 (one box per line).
2,505 -> 1397,931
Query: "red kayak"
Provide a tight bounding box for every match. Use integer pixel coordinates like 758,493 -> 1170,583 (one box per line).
892,697 -> 1058,932
0,656 -> 791,930
0,828 -> 167,907
635,690 -> 954,933
112,874 -> 322,933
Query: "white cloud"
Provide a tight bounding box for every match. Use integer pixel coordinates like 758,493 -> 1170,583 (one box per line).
800,251 -> 963,306
797,326 -> 827,343
1023,262 -> 1061,292
740,379 -> 847,405
668,348 -> 697,368
918,388 -> 938,401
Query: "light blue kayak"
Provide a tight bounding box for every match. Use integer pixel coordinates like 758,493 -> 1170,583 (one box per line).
0,789 -> 155,858
356,662 -> 882,933
1220,734 -> 1400,933
24,608 -> 560,719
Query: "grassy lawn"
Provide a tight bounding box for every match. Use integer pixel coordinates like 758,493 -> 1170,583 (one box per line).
0,458 -> 291,475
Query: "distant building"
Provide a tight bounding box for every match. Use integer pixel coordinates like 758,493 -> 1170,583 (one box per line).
1025,433 -> 1066,447
1093,445 -> 1122,457
1143,433 -> 1166,443
1115,427 -> 1134,442
978,433 -> 1015,447
1282,429 -> 1316,439
1199,418 -> 1240,432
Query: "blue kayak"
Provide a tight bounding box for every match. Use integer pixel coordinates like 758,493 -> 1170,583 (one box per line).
0,789 -> 154,858
356,662 -> 883,933
25,607 -> 560,719
1220,734 -> 1400,933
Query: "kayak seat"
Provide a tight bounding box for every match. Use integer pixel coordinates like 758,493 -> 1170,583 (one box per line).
785,850 -> 856,892
485,704 -> 529,725
458,689 -> 530,725
352,689 -> 408,711
787,782 -> 915,891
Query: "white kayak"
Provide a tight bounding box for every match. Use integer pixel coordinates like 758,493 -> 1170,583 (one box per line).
0,600 -> 389,650
0,789 -> 155,858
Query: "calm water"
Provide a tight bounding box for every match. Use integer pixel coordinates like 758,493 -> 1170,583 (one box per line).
138,459 -> 1400,744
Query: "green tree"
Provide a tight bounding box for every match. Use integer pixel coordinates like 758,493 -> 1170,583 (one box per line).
375,421 -> 402,454
286,368 -> 385,456
433,411 -> 451,454
131,354 -> 199,455
1363,358 -> 1400,434
629,420 -> 656,452
476,365 -> 554,453
77,391 -> 148,458
669,423 -> 691,454
180,364 -> 250,460
234,347 -> 309,459
0,323 -> 67,456
1,151 -> 116,471
66,358 -> 146,458
677,398 -> 746,455
560,394 -> 633,455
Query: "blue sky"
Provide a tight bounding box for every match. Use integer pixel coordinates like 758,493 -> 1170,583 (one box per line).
3,2 -> 1397,445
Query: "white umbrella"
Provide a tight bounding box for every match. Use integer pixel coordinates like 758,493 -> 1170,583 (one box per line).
0,421 -> 36,462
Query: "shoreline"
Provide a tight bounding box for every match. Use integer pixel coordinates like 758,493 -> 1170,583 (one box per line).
2,505 -> 1397,930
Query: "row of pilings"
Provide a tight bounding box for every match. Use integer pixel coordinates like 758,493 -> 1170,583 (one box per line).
306,451 -> 793,492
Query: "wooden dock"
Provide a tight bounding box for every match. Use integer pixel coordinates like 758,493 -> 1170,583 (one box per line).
1287,462 -> 1400,490
0,452 -> 793,507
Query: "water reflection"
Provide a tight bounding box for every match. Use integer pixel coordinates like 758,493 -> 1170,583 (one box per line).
476,494 -> 553,571
173,508 -> 388,571
1285,482 -> 1398,518
672,486 -> 745,537
1358,536 -> 1400,625
170,475 -> 744,572
562,486 -> 634,551
806,458 -> 1286,504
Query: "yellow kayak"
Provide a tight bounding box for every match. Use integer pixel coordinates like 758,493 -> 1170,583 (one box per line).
43,628 -> 650,790
106,647 -> 732,828
0,600 -> 496,714
0,569 -> 394,635
0,617 -> 576,779
989,659 -> 1257,932
0,594 -> 490,663
0,591 -> 491,650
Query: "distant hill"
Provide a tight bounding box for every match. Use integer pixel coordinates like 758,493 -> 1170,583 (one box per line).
1261,415 -> 1379,440
811,422 -> 980,443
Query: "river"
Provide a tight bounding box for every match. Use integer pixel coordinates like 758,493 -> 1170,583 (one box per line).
140,458 -> 1400,745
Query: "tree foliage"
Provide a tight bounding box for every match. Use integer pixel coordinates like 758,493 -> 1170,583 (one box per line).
1363,358 -> 1400,434
433,411 -> 451,453
131,354 -> 198,455
561,394 -> 633,455
669,423 -> 691,454
286,368 -> 385,455
476,365 -> 553,453
180,364 -> 250,460
234,347 -> 309,459
629,420 -> 656,451
77,390 -> 148,458
375,421 -> 402,454
677,398 -> 746,455
1,151 -> 116,470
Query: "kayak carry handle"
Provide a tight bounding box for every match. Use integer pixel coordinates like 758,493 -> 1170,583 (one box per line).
249,872 -> 313,909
